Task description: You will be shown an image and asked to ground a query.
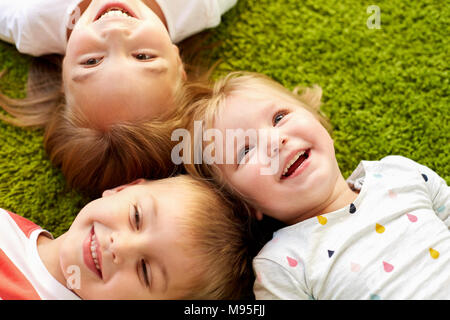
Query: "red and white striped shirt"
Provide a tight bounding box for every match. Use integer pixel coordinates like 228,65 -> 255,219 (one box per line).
0,209 -> 79,300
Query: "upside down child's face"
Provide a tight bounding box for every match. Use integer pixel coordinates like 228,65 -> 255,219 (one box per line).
213,91 -> 343,225
57,179 -> 199,299
63,0 -> 185,129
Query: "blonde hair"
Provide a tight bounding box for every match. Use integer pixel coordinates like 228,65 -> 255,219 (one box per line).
165,175 -> 261,300
180,71 -> 331,191
0,56 -> 185,196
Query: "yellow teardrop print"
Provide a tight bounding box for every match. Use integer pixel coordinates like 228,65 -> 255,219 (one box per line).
375,223 -> 385,234
429,248 -> 440,259
317,216 -> 327,225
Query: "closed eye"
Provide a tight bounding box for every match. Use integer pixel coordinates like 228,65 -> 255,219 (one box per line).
141,259 -> 151,288
135,207 -> 141,230
130,204 -> 142,231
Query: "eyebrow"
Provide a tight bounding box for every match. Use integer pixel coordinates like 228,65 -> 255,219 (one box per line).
72,64 -> 169,83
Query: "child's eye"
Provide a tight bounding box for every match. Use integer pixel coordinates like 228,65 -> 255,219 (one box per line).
134,53 -> 155,61
273,110 -> 288,126
238,146 -> 253,164
130,204 -> 142,231
141,260 -> 150,288
82,57 -> 102,66
139,259 -> 151,288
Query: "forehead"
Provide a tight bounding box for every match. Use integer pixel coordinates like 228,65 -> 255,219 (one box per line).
215,89 -> 299,130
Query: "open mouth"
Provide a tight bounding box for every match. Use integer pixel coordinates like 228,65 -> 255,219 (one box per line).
94,3 -> 137,22
281,149 -> 310,179
84,226 -> 103,279
90,231 -> 102,276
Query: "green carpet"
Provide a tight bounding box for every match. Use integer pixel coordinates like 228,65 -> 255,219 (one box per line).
0,0 -> 449,237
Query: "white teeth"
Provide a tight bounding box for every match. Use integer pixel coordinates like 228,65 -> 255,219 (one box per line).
283,150 -> 306,175
99,9 -> 132,20
90,234 -> 101,272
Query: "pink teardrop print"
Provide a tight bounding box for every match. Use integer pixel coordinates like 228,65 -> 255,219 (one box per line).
383,261 -> 394,273
406,213 -> 418,223
287,256 -> 298,267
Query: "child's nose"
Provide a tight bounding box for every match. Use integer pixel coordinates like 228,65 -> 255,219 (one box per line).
109,232 -> 146,264
266,132 -> 287,158
100,26 -> 132,39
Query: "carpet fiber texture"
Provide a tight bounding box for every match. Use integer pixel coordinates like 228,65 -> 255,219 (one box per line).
0,0 -> 449,236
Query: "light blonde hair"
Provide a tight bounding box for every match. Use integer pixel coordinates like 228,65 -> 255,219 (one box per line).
0,56 -> 186,196
180,71 -> 331,193
164,174 -> 261,300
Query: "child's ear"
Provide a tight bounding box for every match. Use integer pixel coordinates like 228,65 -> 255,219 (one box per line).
254,210 -> 264,221
173,44 -> 187,81
102,179 -> 146,197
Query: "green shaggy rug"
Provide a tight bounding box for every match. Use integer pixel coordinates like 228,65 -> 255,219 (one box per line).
0,0 -> 449,236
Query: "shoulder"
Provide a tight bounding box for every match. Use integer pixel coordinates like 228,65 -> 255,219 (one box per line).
352,155 -> 428,177
379,155 -> 423,168
156,0 -> 237,42
253,227 -> 312,299
4,0 -> 80,55
255,224 -> 310,271
0,209 -> 41,239
378,155 -> 442,180
216,0 -> 238,14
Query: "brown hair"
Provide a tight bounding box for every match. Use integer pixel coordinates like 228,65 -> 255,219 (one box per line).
163,174 -> 263,300
0,55 -> 184,197
180,71 -> 331,191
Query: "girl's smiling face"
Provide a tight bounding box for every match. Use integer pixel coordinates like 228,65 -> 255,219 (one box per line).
213,91 -> 342,225
63,0 -> 185,129
58,179 -> 199,299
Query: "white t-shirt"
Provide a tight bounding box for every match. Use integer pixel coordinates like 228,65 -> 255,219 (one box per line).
0,0 -> 237,56
253,156 -> 450,300
0,208 -> 80,300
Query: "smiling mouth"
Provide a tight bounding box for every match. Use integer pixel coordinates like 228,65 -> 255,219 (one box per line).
281,149 -> 310,179
90,232 -> 102,276
84,226 -> 103,279
94,3 -> 137,22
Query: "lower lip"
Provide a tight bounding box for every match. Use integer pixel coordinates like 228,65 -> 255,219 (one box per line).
281,151 -> 311,181
83,226 -> 102,279
94,2 -> 138,21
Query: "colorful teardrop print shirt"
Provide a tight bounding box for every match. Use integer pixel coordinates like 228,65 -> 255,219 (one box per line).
253,156 -> 450,299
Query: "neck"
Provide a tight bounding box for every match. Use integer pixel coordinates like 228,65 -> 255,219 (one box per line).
289,174 -> 359,225
320,175 -> 359,214
37,233 -> 69,289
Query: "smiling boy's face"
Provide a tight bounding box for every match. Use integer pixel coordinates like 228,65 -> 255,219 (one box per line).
63,0 -> 185,129
58,179 -> 200,299
213,89 -> 342,225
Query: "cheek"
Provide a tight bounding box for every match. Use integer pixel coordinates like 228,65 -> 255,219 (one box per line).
233,168 -> 273,199
66,31 -> 90,57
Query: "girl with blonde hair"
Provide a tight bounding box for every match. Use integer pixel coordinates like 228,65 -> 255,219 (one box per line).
0,0 -> 237,196
180,71 -> 450,299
